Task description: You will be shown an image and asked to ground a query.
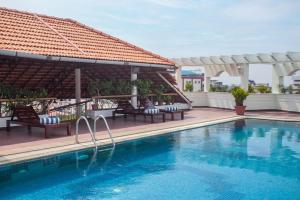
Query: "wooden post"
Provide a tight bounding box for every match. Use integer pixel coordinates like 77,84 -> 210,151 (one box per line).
75,68 -> 81,117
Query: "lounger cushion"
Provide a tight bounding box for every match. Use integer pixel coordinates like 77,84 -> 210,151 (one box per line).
165,106 -> 178,112
144,108 -> 160,114
40,116 -> 61,124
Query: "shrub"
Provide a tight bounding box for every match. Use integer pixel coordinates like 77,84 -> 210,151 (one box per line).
210,85 -> 229,92
286,85 -> 293,94
185,82 -> 193,92
256,85 -> 271,93
248,85 -> 256,93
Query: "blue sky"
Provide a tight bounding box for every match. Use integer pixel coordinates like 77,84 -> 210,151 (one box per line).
0,0 -> 299,85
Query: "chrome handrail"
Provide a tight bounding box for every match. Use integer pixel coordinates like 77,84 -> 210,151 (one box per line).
75,116 -> 96,146
75,115 -> 115,148
93,115 -> 115,147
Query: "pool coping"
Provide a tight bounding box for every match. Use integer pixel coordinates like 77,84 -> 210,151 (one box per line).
0,115 -> 299,166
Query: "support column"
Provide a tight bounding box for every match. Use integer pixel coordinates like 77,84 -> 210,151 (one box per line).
175,66 -> 183,91
131,67 -> 138,109
204,75 -> 211,92
240,64 -> 249,91
75,68 -> 81,117
272,64 -> 283,94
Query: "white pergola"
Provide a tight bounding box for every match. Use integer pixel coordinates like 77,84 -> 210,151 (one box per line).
172,52 -> 300,93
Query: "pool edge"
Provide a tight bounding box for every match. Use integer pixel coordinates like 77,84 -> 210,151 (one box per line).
1,115 -> 299,166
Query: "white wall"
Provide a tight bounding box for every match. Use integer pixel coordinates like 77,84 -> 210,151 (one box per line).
184,92 -> 300,112
184,92 -> 208,107
277,94 -> 300,112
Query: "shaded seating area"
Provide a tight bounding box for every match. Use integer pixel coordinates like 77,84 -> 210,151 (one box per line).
6,106 -> 71,138
0,7 -> 191,139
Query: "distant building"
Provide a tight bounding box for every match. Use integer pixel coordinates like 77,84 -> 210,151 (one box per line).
181,70 -> 204,92
210,80 -> 223,87
255,83 -> 270,87
292,76 -> 300,87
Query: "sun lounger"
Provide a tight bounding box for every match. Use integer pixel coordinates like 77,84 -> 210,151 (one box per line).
112,100 -> 141,120
160,109 -> 184,120
6,106 -> 71,138
112,100 -> 165,123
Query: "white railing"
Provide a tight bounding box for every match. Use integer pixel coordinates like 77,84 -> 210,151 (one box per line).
75,116 -> 96,146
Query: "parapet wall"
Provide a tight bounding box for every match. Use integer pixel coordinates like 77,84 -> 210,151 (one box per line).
184,92 -> 300,112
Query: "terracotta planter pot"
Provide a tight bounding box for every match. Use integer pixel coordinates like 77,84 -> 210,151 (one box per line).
235,105 -> 246,115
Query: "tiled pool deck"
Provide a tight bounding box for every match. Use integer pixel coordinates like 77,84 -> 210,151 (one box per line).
0,108 -> 299,165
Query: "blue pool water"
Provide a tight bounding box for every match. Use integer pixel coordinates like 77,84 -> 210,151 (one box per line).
1,119 -> 300,200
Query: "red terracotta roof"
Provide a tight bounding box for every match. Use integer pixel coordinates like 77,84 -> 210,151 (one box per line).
0,7 -> 174,66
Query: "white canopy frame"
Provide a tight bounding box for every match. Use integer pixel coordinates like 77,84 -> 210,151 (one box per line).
172,52 -> 300,93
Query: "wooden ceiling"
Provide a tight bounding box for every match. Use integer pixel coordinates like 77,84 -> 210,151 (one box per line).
0,55 -> 177,99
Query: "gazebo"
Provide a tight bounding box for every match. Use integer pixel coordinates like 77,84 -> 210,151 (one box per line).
0,7 -> 190,116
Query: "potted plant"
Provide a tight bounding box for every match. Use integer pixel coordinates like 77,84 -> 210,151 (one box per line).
154,84 -> 165,105
164,95 -> 172,105
231,87 -> 249,115
136,79 -> 152,104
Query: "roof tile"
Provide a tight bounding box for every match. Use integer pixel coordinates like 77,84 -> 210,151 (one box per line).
0,7 -> 174,66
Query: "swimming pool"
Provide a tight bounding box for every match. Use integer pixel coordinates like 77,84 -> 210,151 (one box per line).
0,119 -> 300,199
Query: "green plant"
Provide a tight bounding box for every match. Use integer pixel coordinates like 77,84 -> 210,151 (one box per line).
88,79 -> 131,96
163,95 -> 173,104
185,82 -> 193,92
99,80 -> 114,96
88,80 -> 100,96
231,87 -> 249,106
209,85 -> 216,92
154,84 -> 165,103
0,82 -> 48,115
256,85 -> 271,93
279,84 -> 286,94
0,82 -> 48,100
209,85 -> 229,92
248,85 -> 256,93
114,80 -> 131,95
136,79 -> 152,100
286,85 -> 293,94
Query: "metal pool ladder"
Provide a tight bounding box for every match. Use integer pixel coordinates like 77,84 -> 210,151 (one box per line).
75,115 -> 115,148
